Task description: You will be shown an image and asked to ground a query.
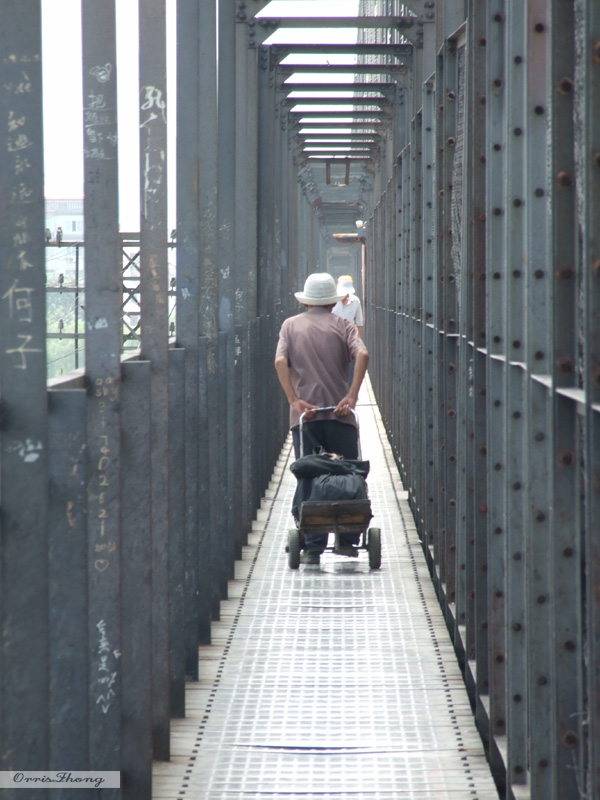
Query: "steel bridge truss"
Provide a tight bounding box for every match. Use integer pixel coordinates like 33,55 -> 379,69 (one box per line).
0,2 -> 599,800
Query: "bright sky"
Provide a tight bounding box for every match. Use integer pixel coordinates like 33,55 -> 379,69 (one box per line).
41,0 -> 358,230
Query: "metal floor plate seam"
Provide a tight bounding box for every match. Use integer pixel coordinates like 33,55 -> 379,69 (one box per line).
152,383 -> 500,800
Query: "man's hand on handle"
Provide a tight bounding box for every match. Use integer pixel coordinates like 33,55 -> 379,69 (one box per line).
292,399 -> 318,420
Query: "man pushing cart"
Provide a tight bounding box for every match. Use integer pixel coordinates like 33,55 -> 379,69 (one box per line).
275,272 -> 379,567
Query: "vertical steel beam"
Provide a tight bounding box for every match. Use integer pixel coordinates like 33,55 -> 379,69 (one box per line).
120,360 -> 152,799
48,390 -> 87,779
465,0 -> 488,707
218,0 -> 236,336
81,1 -> 122,786
525,0 -> 554,795
421,79 -> 436,570
484,3 -> 507,770
176,0 -> 205,674
0,2 -> 49,787
168,348 -> 186,718
574,2 -> 600,795
503,1 -> 527,787
549,2 -> 583,797
139,0 -> 171,760
199,0 -> 222,626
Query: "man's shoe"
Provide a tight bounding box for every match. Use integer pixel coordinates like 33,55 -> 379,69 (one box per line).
333,544 -> 359,558
300,549 -> 321,565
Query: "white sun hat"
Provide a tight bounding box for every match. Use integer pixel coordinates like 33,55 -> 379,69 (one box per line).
336,275 -> 356,295
294,272 -> 346,306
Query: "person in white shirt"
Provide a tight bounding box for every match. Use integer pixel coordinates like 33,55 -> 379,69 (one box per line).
332,275 -> 364,338
332,275 -> 364,384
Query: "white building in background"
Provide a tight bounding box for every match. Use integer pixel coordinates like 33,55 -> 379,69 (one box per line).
45,198 -> 84,242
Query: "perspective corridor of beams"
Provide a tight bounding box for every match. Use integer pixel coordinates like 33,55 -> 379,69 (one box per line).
246,0 -> 421,242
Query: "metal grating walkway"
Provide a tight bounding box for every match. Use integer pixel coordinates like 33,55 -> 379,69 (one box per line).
153,384 -> 500,800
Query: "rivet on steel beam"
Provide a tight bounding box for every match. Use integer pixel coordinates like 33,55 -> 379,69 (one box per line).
562,731 -> 578,748
513,482 -> 522,491
493,207 -> 502,216
478,37 -> 487,47
479,446 -> 487,456
495,654 -> 504,663
539,759 -> 549,768
513,198 -> 523,207
513,126 -> 523,136
512,622 -> 522,631
534,105 -> 545,115
513,410 -> 521,419
534,187 -> 545,198
536,511 -> 546,522
537,594 -> 546,604
513,696 -> 523,705
538,676 -> 547,686
563,547 -> 574,558
564,640 -> 576,652
479,387 -> 487,397
534,431 -> 545,441
534,269 -> 545,278
556,355 -> 573,373
512,340 -> 521,349
494,527 -> 502,534
513,552 -> 522,561
513,269 -> 522,278
557,264 -> 574,280
494,13 -> 504,22
448,499 -> 456,508
534,351 -> 545,360
534,22 -> 545,33
493,143 -> 502,151
494,462 -> 502,471
514,55 -> 523,64
557,171 -> 574,187
558,449 -> 575,467
479,503 -> 488,513
478,95 -> 487,107
447,136 -> 456,147
479,155 -> 486,165
446,90 -> 455,100
558,77 -> 574,93
493,78 -> 503,88
494,400 -> 501,408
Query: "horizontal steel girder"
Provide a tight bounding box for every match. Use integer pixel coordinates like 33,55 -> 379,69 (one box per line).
267,43 -> 412,60
297,134 -> 381,141
255,16 -> 419,30
277,64 -> 409,75
284,97 -> 391,106
279,82 -> 397,94
288,110 -> 390,119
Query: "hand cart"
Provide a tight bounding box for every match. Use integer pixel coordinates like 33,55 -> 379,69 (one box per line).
286,406 -> 381,569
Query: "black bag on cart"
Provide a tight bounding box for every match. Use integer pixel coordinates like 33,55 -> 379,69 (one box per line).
290,452 -> 370,522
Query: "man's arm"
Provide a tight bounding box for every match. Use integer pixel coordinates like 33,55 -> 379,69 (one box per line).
274,354 -> 318,419
334,347 -> 369,416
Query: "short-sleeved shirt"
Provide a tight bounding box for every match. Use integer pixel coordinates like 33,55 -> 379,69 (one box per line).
276,306 -> 363,429
332,294 -> 363,327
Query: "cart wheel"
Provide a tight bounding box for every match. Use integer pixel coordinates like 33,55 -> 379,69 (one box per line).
288,529 -> 301,570
367,527 -> 381,569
